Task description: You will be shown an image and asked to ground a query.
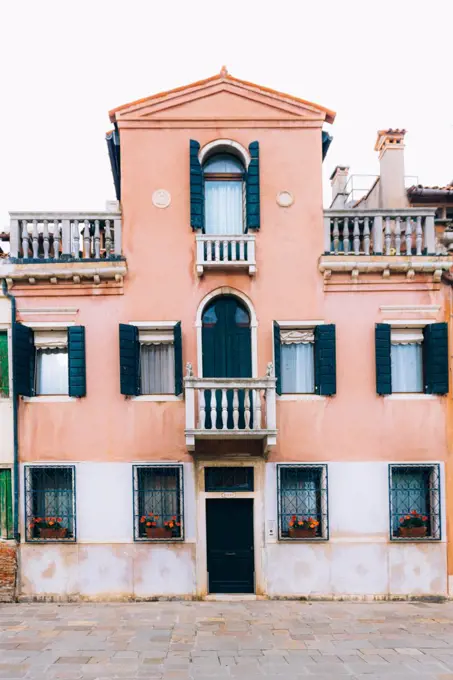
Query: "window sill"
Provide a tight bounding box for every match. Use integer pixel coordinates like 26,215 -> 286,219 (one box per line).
278,394 -> 326,401
131,395 -> 183,402
390,537 -> 441,542
134,538 -> 184,543
278,536 -> 328,542
22,395 -> 77,403
384,394 -> 439,401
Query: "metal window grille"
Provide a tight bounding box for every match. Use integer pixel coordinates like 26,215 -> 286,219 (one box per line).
205,466 -> 254,492
0,332 -> 9,398
389,464 -> 441,540
0,469 -> 13,539
24,466 -> 76,542
277,464 -> 328,540
133,465 -> 184,541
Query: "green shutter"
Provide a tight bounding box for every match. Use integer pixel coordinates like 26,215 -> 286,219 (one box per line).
190,139 -> 204,230
0,332 -> 9,397
246,141 -> 260,230
174,321 -> 183,396
119,324 -> 140,396
68,326 -> 86,397
314,324 -> 336,396
375,323 -> 392,395
0,469 -> 12,539
424,322 -> 448,395
13,322 -> 35,397
273,321 -> 282,395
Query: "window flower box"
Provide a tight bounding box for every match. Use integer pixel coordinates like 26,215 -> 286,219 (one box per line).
145,526 -> 173,539
39,527 -> 68,539
288,527 -> 317,539
287,515 -> 320,539
399,526 -> 427,539
398,510 -> 429,539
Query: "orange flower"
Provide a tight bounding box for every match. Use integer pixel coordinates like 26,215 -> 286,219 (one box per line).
292,515 -> 297,520
57,518 -> 63,523
411,510 -> 418,515
422,516 -> 428,521
176,522 -> 181,527
48,520 -> 55,526
140,516 -> 146,523
146,521 -> 152,527
289,521 -> 294,527
405,515 -> 411,520
399,517 -> 405,523
172,516 -> 177,520
151,522 -> 157,527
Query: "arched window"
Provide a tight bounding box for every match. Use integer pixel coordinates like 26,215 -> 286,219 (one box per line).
203,153 -> 245,235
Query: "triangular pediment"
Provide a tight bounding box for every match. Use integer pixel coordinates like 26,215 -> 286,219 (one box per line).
110,72 -> 335,125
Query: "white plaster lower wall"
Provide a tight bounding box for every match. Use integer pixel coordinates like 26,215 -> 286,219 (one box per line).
0,400 -> 14,465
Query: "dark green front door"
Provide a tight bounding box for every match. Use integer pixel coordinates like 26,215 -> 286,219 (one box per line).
206,499 -> 254,593
202,296 -> 252,429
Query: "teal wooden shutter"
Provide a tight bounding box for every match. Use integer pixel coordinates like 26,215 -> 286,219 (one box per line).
119,324 -> 140,396
375,323 -> 392,395
246,141 -> 260,230
314,324 -> 336,396
0,332 -> 9,397
174,321 -> 183,396
0,469 -> 12,539
190,140 -> 204,230
13,322 -> 35,397
424,322 -> 448,395
273,321 -> 282,395
68,326 -> 86,397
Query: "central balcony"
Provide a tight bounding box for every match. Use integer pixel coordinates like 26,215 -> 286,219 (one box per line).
195,234 -> 256,276
184,369 -> 277,452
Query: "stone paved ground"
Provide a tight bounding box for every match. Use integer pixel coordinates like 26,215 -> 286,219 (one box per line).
2,602 -> 453,679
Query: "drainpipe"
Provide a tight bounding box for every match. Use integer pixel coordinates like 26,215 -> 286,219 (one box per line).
1,279 -> 19,541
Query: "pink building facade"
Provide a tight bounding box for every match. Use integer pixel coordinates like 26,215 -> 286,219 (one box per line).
0,71 -> 452,600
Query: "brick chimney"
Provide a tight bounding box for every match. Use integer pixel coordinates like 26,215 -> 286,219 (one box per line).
330,166 -> 349,208
375,129 -> 408,208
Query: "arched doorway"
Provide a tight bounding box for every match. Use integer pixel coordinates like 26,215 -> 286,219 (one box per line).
202,295 -> 252,379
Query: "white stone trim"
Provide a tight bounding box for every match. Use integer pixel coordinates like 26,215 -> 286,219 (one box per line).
129,321 -> 178,329
383,319 -> 437,327
22,396 -> 76,403
18,308 -> 79,316
380,305 -> 441,314
276,320 -> 325,329
21,321 -> 75,330
195,287 -> 258,378
277,394 -> 326,401
384,394 -> 439,401
198,139 -> 251,168
131,395 -> 183,402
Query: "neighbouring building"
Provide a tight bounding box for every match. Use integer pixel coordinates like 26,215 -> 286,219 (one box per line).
1,69 -> 453,600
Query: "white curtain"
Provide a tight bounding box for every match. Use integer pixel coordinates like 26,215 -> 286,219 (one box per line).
281,343 -> 315,394
205,181 -> 243,235
140,344 -> 174,394
35,349 -> 68,395
391,343 -> 423,393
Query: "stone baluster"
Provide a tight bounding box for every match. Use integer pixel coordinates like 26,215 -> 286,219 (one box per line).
94,220 -> 101,258
372,215 -> 383,254
196,236 -> 204,265
405,217 -> 412,255
210,389 -> 217,431
221,389 -> 228,429
239,239 -> 245,261
254,389 -> 262,430
332,218 -> 339,254
198,390 -> 206,430
206,240 -> 212,262
21,220 -> 29,258
343,217 -> 350,254
61,219 -> 71,256
214,240 -> 220,262
244,389 -> 251,430
424,214 -> 435,254
394,216 -> 401,255
113,218 -> 122,256
53,221 -> 60,260
353,217 -> 360,254
72,220 -> 80,259
324,216 -> 331,254
9,219 -> 19,258
32,220 -> 39,258
42,220 -> 50,259
384,217 -> 391,255
83,220 -> 91,258
104,219 -> 112,258
231,239 -> 237,261
415,215 -> 423,255
232,389 -> 239,429
223,240 -> 228,262
363,217 -> 370,255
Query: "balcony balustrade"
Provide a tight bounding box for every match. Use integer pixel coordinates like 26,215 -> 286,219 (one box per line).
184,364 -> 277,452
195,234 -> 256,276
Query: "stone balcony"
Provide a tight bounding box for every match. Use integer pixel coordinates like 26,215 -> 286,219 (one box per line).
184,367 -> 277,452
195,234 -> 256,276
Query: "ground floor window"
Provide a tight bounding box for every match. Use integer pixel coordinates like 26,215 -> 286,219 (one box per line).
24,466 -> 76,541
133,465 -> 184,541
0,469 -> 13,539
389,464 -> 441,540
277,464 -> 328,540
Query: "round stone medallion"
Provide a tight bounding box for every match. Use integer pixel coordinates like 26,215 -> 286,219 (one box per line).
277,191 -> 294,207
152,189 -> 171,209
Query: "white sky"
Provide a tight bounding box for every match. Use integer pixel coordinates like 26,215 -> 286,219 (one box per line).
1,0 -> 452,227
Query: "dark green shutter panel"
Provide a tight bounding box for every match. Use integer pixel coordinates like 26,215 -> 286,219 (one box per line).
0,469 -> 13,539
0,332 -> 9,397
190,139 -> 204,230
13,322 -> 34,397
68,326 -> 86,397
424,322 -> 448,395
375,323 -> 392,395
119,323 -> 140,396
174,321 -> 183,396
314,324 -> 336,396
246,141 -> 260,230
273,321 -> 282,395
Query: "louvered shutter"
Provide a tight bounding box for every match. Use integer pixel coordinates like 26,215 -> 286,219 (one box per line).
424,322 -> 448,395
190,139 -> 204,230
246,141 -> 260,230
314,324 -> 337,396
13,322 -> 35,397
119,324 -> 140,396
68,326 -> 86,397
273,321 -> 282,395
375,323 -> 392,395
174,322 -> 183,396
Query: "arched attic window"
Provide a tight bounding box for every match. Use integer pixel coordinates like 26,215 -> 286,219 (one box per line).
203,153 -> 245,235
